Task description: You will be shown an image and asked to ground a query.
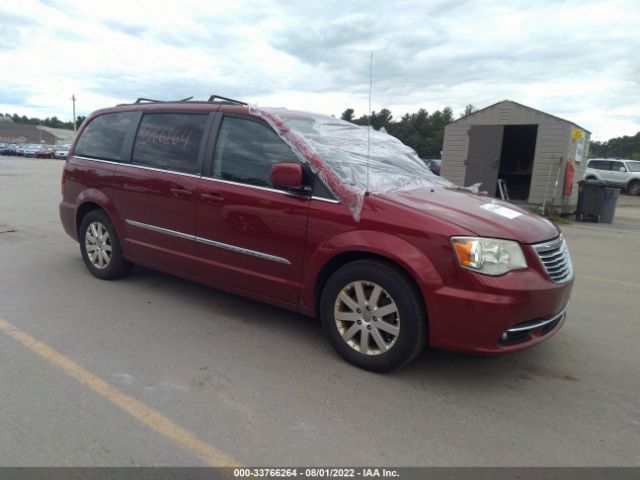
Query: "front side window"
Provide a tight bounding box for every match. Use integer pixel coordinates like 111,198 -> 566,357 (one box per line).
75,112 -> 135,161
213,116 -> 298,188
132,113 -> 206,174
626,162 -> 640,172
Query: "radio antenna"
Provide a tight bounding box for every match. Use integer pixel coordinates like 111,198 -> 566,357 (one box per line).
366,51 -> 373,195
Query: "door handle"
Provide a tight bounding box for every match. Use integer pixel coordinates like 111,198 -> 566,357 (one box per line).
201,192 -> 224,204
170,188 -> 193,198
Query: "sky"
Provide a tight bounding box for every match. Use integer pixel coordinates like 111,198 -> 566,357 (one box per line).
1,0 -> 639,141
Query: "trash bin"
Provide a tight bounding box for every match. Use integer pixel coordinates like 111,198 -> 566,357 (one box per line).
599,186 -> 621,224
575,180 -> 620,223
576,180 -> 605,222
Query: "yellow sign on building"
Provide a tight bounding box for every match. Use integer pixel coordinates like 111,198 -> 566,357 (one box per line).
571,128 -> 583,141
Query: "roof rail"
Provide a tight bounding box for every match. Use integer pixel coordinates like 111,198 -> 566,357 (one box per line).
207,95 -> 247,106
134,96 -> 194,104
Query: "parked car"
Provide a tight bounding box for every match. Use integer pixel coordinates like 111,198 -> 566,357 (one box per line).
54,145 -> 71,159
423,158 -> 442,176
35,145 -> 55,158
60,97 -> 574,371
0,143 -> 17,155
584,158 -> 640,195
15,144 -> 26,156
23,144 -> 41,157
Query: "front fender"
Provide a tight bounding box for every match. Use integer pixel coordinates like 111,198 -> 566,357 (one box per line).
301,230 -> 443,315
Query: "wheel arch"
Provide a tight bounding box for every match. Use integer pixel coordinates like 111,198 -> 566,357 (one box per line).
308,233 -> 443,322
74,189 -> 122,237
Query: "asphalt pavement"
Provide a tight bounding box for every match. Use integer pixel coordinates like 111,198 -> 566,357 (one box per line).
1,157 -> 638,466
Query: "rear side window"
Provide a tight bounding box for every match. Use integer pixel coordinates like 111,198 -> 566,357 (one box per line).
75,112 -> 135,161
610,161 -> 626,172
132,113 -> 206,174
213,116 -> 298,188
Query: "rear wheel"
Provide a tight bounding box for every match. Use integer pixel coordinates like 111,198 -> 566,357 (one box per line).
79,210 -> 131,280
627,181 -> 640,196
320,259 -> 427,372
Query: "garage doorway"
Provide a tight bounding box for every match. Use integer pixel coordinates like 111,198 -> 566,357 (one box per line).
497,125 -> 538,200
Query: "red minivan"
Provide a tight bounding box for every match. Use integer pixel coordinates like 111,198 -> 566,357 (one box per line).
60,96 -> 574,371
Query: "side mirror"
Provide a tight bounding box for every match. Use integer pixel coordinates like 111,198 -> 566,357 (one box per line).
271,162 -> 305,191
619,167 -> 625,172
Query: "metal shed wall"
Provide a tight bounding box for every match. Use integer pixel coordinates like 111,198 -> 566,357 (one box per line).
441,100 -> 589,208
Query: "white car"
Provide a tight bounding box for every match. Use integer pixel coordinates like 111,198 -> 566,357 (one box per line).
584,158 -> 640,195
23,144 -> 41,157
54,145 -> 71,159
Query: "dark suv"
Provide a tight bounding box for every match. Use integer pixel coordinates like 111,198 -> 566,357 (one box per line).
60,96 -> 574,371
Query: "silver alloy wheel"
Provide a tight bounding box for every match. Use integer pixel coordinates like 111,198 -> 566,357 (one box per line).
85,221 -> 112,269
334,280 -> 400,355
629,182 -> 640,195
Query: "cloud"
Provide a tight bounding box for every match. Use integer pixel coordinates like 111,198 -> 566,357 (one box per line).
0,0 -> 638,140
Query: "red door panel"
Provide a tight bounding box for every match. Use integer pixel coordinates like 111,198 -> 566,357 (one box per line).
195,179 -> 309,303
112,165 -> 200,275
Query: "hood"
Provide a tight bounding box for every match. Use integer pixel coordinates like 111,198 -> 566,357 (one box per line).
378,187 -> 559,244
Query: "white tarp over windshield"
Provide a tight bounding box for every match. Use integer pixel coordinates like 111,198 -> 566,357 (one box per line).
251,106 -> 452,221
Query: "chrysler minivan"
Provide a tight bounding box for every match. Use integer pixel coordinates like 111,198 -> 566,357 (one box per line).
60,96 -> 574,371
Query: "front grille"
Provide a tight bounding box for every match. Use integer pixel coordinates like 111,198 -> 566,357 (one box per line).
532,234 -> 574,283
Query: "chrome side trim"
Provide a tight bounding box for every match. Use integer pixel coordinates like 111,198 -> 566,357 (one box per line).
125,219 -> 195,241
73,156 -> 341,203
194,236 -> 291,265
73,156 -> 121,166
312,196 -> 341,204
506,305 -> 569,333
202,176 -> 340,203
125,219 -> 291,265
73,156 -> 202,178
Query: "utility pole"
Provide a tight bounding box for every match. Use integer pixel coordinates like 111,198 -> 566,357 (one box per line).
71,94 -> 77,135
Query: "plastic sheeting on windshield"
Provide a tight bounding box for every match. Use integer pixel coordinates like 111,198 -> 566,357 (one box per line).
251,106 -> 452,221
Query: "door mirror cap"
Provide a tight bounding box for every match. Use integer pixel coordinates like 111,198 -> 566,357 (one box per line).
271,162 -> 306,191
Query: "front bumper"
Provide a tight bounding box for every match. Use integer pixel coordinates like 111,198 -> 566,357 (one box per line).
426,256 -> 574,355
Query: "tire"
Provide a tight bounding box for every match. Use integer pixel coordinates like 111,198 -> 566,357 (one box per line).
594,214 -> 601,224
576,212 -> 584,222
627,181 -> 640,196
319,259 -> 427,372
78,209 -> 131,280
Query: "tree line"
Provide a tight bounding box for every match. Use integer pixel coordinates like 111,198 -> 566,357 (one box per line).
589,132 -> 640,160
0,113 -> 86,131
340,104 -> 478,159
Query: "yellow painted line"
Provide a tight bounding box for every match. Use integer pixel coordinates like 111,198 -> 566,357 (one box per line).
578,275 -> 639,289
0,317 -> 240,467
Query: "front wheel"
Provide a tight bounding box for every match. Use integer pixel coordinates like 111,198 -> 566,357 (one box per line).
79,210 -> 131,280
320,259 -> 427,372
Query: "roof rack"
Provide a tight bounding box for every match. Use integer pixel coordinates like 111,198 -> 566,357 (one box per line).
117,95 -> 248,107
134,97 -> 194,104
207,95 -> 247,105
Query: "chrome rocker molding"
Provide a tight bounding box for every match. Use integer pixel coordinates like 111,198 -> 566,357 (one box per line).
125,219 -> 291,265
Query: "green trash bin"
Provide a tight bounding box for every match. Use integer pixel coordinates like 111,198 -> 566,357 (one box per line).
576,180 -> 606,222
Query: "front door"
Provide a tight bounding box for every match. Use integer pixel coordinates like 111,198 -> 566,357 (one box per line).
464,125 -> 504,196
195,114 -> 310,304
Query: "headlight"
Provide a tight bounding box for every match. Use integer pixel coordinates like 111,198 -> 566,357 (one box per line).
451,237 -> 527,276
